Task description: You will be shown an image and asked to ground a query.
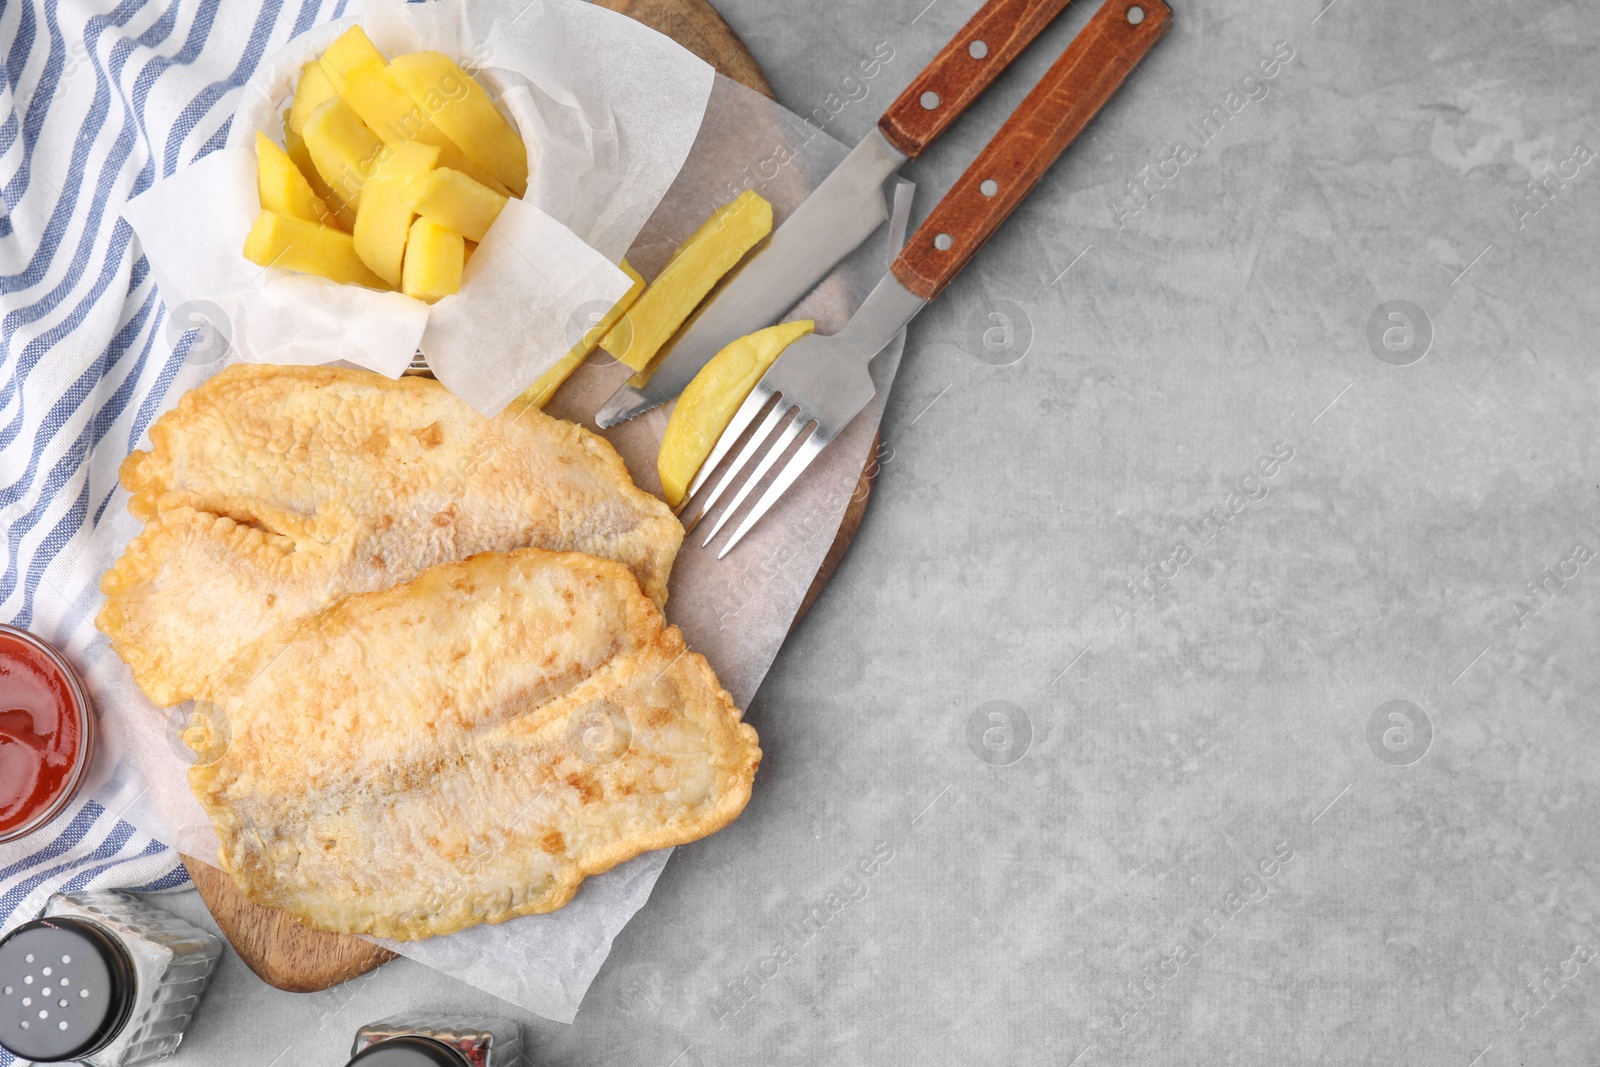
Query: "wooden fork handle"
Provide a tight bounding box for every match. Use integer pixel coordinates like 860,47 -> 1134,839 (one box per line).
878,0 -> 1081,159
892,0 -> 1172,300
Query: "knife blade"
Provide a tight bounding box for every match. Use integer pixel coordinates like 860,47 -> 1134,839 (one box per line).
595,0 -> 1085,428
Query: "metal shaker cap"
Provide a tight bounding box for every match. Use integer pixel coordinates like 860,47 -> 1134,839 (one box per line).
0,916 -> 135,1062
347,1034 -> 473,1067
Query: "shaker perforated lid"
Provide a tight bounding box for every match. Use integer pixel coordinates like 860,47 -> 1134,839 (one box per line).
347,1035 -> 472,1067
0,916 -> 135,1063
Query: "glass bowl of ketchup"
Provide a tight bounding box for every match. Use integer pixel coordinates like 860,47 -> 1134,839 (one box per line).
0,623 -> 94,844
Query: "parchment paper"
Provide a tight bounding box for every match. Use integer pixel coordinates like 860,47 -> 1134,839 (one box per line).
121,0 -> 716,413
42,70 -> 912,1024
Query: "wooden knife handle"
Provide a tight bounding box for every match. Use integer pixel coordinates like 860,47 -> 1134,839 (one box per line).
891,0 -> 1172,300
878,0 -> 1080,159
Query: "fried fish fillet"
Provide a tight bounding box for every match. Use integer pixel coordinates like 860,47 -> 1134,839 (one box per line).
188,548 -> 760,940
98,363 -> 681,707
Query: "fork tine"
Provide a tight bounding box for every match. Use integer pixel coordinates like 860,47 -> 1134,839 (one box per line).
686,387 -> 776,502
681,398 -> 789,534
702,411 -> 813,547
716,430 -> 829,558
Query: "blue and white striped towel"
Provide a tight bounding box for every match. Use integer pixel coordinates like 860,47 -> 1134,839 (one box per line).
0,0 -> 363,1029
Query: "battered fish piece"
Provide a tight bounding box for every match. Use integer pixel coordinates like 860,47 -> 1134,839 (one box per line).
189,548 -> 760,940
98,363 -> 681,707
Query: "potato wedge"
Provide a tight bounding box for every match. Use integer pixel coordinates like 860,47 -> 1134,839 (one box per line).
520,260 -> 646,409
601,190 -> 772,373
401,217 -> 464,303
407,167 -> 507,243
354,141 -> 440,288
284,126 -> 355,230
287,61 -> 337,135
256,132 -> 331,224
318,26 -> 422,142
657,319 -> 814,506
302,96 -> 386,209
244,210 -> 388,289
388,51 -> 529,198
318,27 -> 511,196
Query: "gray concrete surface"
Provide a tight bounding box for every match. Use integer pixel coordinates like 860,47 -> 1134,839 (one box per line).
154,0 -> 1600,1063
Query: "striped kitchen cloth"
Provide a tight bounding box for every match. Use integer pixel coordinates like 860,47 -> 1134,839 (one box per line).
0,796 -> 191,932
0,0 -> 364,1038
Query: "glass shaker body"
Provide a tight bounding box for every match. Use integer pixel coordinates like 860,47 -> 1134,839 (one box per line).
350,1015 -> 523,1067
0,889 -> 222,1065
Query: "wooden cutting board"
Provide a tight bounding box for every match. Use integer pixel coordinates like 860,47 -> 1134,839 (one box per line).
180,0 -> 877,994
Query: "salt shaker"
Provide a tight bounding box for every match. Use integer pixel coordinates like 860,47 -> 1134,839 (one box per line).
348,1015 -> 523,1066
0,890 -> 221,1065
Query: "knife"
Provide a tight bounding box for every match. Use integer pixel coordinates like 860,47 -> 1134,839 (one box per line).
595,0 -> 1086,428
690,0 -> 1174,554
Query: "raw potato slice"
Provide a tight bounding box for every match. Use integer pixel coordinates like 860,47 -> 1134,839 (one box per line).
522,260 -> 646,409
302,96 -> 385,209
287,60 -> 336,135
408,167 -> 507,243
284,127 -> 355,230
317,27 -> 512,196
401,217 -> 463,302
244,210 -> 388,289
601,190 -> 772,372
187,547 -> 760,940
255,132 -> 330,224
657,320 -> 814,505
388,51 -> 529,198
354,141 -> 440,288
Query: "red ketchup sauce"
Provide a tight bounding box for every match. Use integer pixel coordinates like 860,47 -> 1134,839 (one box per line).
0,627 -> 89,839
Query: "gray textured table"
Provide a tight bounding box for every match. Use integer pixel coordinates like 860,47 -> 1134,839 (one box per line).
156,0 -> 1600,1063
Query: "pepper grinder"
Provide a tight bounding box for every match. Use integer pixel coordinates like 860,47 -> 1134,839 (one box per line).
0,890 -> 221,1065
347,1015 -> 523,1067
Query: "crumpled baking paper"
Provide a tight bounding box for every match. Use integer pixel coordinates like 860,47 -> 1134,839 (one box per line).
121,0 -> 715,413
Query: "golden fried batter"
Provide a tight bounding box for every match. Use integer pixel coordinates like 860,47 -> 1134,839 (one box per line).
189,548 -> 759,940
98,363 -> 681,706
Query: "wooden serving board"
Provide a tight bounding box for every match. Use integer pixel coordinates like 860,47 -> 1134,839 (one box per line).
180,0 -> 877,994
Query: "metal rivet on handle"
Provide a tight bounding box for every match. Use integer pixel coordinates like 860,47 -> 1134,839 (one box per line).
980,179 -> 998,197
1127,5 -> 1145,23
968,40 -> 989,59
920,91 -> 940,110
934,233 -> 953,251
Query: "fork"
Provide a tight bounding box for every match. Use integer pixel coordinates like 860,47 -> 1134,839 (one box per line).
682,0 -> 1173,556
